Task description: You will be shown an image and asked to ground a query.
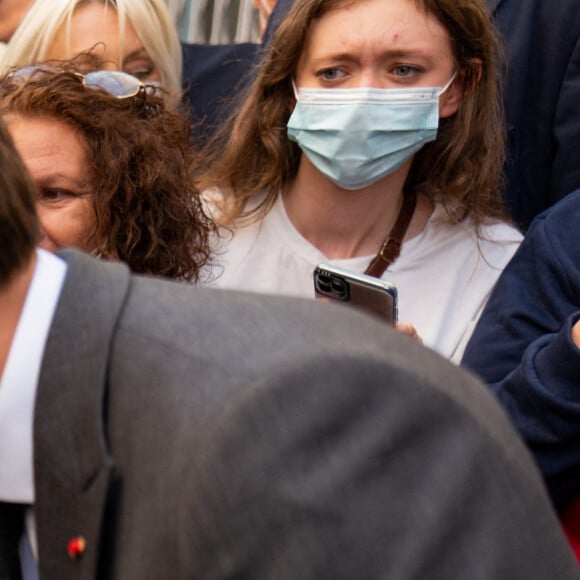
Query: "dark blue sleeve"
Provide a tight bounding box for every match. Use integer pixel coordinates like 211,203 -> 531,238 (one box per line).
462,190 -> 580,507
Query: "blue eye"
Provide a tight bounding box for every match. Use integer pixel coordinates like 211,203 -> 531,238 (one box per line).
392,65 -> 419,77
317,68 -> 345,81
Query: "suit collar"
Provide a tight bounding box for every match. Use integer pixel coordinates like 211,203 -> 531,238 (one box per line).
487,0 -> 503,12
34,250 -> 131,580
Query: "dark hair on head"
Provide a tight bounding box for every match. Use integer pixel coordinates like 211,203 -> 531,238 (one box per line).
0,117 -> 39,287
197,0 -> 509,229
0,55 -> 215,282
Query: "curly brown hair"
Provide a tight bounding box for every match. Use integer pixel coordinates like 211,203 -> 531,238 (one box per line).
197,0 -> 509,229
0,60 -> 214,282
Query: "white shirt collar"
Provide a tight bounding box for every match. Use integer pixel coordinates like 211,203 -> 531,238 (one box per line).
0,250 -> 67,503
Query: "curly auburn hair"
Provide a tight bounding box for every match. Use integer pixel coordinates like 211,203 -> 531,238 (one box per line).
197,0 -> 509,229
0,61 -> 214,282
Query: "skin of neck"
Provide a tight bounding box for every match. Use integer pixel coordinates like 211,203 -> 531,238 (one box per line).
0,253 -> 36,379
283,154 -> 433,260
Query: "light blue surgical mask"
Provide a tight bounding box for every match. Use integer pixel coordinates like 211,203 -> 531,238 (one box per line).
287,75 -> 456,190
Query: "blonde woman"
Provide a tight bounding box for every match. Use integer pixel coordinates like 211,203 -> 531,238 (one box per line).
0,0 -> 182,95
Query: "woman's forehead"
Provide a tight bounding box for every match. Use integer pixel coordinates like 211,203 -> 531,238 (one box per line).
46,2 -> 145,66
300,0 -> 452,62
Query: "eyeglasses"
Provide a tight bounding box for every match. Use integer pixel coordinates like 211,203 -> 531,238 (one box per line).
8,66 -> 158,100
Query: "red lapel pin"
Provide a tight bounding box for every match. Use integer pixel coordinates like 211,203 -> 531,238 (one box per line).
67,536 -> 86,559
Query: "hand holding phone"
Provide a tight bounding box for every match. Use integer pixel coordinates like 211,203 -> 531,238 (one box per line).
313,263 -> 398,325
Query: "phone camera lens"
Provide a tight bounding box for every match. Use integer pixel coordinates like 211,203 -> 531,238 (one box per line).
317,274 -> 333,293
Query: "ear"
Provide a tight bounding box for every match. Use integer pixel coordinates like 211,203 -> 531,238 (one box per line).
440,58 -> 482,119
439,75 -> 464,119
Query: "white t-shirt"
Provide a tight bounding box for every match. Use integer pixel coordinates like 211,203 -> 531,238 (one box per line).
208,194 -> 522,362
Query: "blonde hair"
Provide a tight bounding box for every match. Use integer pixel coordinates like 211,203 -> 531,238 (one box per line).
0,0 -> 182,95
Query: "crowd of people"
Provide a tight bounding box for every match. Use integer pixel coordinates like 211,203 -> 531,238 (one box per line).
1,0 -> 580,577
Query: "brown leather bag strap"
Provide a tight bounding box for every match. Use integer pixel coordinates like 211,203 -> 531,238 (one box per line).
364,191 -> 417,278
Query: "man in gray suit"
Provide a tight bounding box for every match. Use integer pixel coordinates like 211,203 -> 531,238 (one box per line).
0,119 -> 578,579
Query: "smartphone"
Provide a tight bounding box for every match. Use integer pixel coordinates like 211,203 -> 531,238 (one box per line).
313,263 -> 398,325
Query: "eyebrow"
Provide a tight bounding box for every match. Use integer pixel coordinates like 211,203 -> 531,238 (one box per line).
37,174 -> 92,192
310,48 -> 438,65
123,47 -> 153,63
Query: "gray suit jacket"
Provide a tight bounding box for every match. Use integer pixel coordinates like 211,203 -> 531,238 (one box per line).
32,250 -> 579,579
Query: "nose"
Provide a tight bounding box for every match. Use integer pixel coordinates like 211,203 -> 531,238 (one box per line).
99,62 -> 118,71
358,70 -> 387,89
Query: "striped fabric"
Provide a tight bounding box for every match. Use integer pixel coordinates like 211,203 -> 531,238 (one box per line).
166,0 -> 259,44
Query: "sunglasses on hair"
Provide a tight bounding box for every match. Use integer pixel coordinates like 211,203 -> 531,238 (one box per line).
8,66 -> 158,100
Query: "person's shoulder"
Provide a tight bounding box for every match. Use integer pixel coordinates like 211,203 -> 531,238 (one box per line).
68,250 -> 529,463
57,247 -> 130,282
526,190 -> 580,260
523,189 -> 580,245
537,189 -> 580,228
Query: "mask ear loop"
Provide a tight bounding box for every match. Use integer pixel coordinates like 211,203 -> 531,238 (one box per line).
439,71 -> 457,97
291,79 -> 300,101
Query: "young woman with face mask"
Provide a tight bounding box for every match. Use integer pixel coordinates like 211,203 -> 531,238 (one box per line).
198,0 -> 522,362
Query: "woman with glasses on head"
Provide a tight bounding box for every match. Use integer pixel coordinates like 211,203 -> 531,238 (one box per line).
0,58 -> 214,281
198,0 -> 523,362
0,0 -> 181,96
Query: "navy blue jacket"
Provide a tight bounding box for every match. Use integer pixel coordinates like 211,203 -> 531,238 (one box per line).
181,42 -> 260,143
462,190 -> 580,508
491,0 -> 580,230
180,10 -> 291,143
